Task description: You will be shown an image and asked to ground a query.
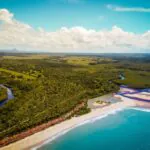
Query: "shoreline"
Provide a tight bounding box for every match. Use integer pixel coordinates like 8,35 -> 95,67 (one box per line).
0,97 -> 136,150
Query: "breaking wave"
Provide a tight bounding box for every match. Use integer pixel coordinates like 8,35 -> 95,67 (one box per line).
131,107 -> 150,112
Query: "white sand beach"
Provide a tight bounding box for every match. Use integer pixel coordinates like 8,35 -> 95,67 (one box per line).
0,97 -> 136,150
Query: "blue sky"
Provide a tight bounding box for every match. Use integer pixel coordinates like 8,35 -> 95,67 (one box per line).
0,0 -> 150,33
0,0 -> 150,52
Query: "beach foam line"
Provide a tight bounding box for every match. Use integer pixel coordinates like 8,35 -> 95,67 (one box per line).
131,107 -> 150,112
32,107 -> 126,150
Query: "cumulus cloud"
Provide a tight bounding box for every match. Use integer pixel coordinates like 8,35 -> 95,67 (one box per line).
107,4 -> 150,13
0,9 -> 14,23
0,8 -> 150,53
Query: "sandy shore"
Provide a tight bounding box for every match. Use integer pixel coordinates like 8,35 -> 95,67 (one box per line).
1,97 -> 135,150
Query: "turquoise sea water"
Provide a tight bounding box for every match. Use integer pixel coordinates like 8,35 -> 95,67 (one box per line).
38,108 -> 150,150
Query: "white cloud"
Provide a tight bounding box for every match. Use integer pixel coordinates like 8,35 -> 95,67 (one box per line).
0,9 -> 150,53
107,4 -> 150,13
0,9 -> 14,23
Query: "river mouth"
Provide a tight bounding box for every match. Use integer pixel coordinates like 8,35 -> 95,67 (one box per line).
115,86 -> 150,109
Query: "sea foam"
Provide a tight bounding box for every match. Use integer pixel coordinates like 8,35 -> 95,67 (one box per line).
131,107 -> 150,112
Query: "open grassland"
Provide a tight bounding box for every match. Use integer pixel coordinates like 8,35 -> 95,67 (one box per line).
63,56 -> 114,66
63,56 -> 96,65
116,70 -> 150,88
3,54 -> 50,60
73,63 -> 118,75
0,68 -> 36,80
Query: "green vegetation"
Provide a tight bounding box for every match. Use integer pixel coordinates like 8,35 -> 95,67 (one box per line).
115,62 -> 150,88
0,54 -> 150,140
0,87 -> 7,102
117,70 -> 150,88
95,100 -> 110,105
0,56 -> 119,140
3,54 -> 50,60
0,68 -> 36,80
63,56 -> 115,66
96,100 -> 105,104
63,56 -> 96,65
75,105 -> 91,116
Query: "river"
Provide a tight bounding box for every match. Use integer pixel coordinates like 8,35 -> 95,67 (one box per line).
0,84 -> 14,107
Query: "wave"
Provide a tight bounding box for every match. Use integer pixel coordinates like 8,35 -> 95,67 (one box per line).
33,107 -> 126,150
131,107 -> 150,112
89,108 -> 125,123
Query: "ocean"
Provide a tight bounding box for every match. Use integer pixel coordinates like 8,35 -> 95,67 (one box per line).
38,108 -> 150,150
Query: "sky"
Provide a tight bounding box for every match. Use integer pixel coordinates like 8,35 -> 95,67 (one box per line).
0,0 -> 150,53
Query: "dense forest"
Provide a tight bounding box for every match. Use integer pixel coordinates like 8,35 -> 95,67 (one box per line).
0,54 -> 150,140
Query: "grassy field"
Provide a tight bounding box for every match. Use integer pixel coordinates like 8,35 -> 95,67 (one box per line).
63,56 -> 114,66
3,54 -> 50,60
0,68 -> 36,80
63,56 -> 96,65
116,70 -> 150,88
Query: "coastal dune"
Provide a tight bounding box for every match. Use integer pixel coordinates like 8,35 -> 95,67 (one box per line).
0,98 -> 135,150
